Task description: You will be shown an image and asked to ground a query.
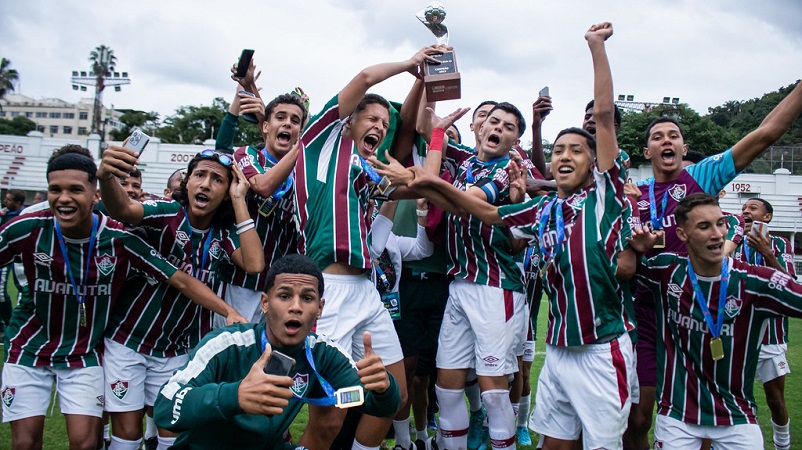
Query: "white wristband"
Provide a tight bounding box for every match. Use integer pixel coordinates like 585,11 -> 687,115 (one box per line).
236,218 -> 255,229
416,209 -> 428,217
236,223 -> 255,235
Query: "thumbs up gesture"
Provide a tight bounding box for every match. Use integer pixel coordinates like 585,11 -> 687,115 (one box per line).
237,343 -> 294,415
356,332 -> 390,394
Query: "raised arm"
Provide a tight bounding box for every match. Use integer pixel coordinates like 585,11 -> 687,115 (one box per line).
585,22 -> 617,173
731,81 -> 802,171
166,270 -> 246,324
390,77 -> 425,163
338,46 -> 442,120
227,164 -> 265,274
530,95 -> 552,177
97,145 -> 145,225
244,142 -> 300,199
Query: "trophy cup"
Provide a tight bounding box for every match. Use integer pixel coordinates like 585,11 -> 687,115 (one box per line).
417,3 -> 461,101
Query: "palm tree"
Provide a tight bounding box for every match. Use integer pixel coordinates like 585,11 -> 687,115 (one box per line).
88,45 -> 116,135
0,57 -> 19,101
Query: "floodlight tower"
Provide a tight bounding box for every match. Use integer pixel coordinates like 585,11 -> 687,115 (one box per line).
70,45 -> 130,143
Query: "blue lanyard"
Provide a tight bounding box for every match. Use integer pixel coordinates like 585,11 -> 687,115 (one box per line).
743,244 -> 763,266
523,247 -> 534,272
359,156 -> 383,184
53,214 -> 99,324
465,155 -> 509,184
648,180 -> 669,230
183,208 -> 214,279
262,149 -> 294,201
261,330 -> 337,406
687,258 -> 729,339
537,198 -> 565,265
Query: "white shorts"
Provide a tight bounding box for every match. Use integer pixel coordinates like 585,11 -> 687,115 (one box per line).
654,415 -> 764,450
103,338 -> 189,411
756,343 -> 790,383
515,302 -> 531,358
315,273 -> 403,365
213,284 -> 265,328
529,333 -> 634,449
1,363 -> 104,422
436,279 -> 526,377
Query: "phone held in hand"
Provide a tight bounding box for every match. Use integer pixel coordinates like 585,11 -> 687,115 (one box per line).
751,221 -> 769,239
238,90 -> 259,124
539,86 -> 549,97
263,351 -> 296,377
124,129 -> 150,156
235,49 -> 255,78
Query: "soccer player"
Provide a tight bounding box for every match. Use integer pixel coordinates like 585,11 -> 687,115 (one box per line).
627,78 -> 802,450
119,167 -> 143,201
0,147 -> 242,450
637,193 -> 802,449
0,188 -> 25,336
164,169 -> 184,199
97,146 -> 257,450
293,46 -> 443,450
153,254 -> 400,449
395,22 -> 632,450
735,198 -> 795,450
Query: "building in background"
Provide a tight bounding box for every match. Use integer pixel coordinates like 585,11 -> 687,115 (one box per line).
0,94 -> 123,141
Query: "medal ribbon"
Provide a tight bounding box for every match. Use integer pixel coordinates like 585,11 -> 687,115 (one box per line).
648,180 -> 669,230
537,198 -> 565,267
687,257 -> 729,339
183,208 -> 214,279
261,330 -> 337,406
359,156 -> 383,184
54,214 -> 99,326
743,244 -> 763,266
262,149 -> 294,201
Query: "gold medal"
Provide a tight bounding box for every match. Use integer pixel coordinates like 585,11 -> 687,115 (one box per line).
653,230 -> 666,249
539,259 -> 553,278
710,337 -> 724,361
80,303 -> 87,327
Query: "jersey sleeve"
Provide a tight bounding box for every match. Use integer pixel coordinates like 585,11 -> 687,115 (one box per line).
0,219 -> 26,267
444,140 -> 474,173
725,214 -> 745,246
215,112 -> 239,155
685,149 -> 738,194
774,236 -> 796,277
140,200 -> 182,229
120,231 -> 179,282
498,196 -> 546,244
746,265 -> 802,319
154,329 -> 247,431
234,146 -> 266,180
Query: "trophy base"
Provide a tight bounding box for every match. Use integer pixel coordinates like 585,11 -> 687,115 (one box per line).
424,50 -> 461,102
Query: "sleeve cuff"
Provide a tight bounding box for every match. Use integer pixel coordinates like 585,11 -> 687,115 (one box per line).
218,381 -> 244,418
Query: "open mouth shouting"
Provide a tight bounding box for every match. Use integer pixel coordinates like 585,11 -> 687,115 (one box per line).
276,131 -> 292,146
194,192 -> 211,208
284,318 -> 304,337
362,133 -> 381,155
660,148 -> 677,167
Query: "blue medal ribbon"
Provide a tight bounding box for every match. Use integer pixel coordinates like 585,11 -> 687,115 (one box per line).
743,243 -> 763,266
359,156 -> 383,184
262,149 -> 294,201
537,198 -> 565,268
54,214 -> 99,327
648,180 -> 669,231
183,208 -> 214,279
465,155 -> 509,184
261,330 -> 337,406
687,258 -> 729,339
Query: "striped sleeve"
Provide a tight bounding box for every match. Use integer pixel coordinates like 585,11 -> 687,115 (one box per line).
686,149 -> 738,194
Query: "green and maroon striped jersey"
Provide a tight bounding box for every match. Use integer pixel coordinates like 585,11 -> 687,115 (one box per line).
295,95 -> 379,270
734,234 -> 796,345
443,143 -> 524,292
499,156 -> 631,346
223,145 -> 298,291
639,255 -> 802,426
724,212 -> 745,246
105,201 -> 239,357
0,211 -> 177,368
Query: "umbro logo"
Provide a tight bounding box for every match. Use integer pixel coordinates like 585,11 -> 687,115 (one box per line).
482,356 -> 500,367
34,253 -> 53,267
175,231 -> 190,246
667,284 -> 683,298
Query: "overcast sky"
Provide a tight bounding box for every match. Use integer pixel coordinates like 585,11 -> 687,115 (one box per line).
2,0 -> 801,148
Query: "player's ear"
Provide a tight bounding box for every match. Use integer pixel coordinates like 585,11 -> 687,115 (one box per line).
261,292 -> 269,315
318,298 -> 325,319
676,226 -> 688,243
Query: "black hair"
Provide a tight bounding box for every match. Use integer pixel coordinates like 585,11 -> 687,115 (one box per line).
48,144 -> 92,164
166,169 -> 184,189
748,197 -> 774,216
675,193 -> 719,226
486,102 -> 526,138
127,167 -> 142,180
585,99 -> 622,127
353,93 -> 391,117
472,100 -> 499,121
47,151 -> 98,183
447,124 -> 462,144
170,153 -> 235,229
265,93 -> 309,127
554,127 -> 597,156
683,150 -> 705,164
644,117 -> 684,147
263,254 -> 324,296
7,189 -> 25,204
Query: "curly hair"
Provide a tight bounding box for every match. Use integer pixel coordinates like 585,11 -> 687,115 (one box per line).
170,153 -> 235,229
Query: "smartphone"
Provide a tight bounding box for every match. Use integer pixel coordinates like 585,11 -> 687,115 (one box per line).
751,221 -> 769,239
235,49 -> 255,78
238,90 -> 259,124
124,129 -> 150,156
263,350 -> 296,376
539,86 -> 549,97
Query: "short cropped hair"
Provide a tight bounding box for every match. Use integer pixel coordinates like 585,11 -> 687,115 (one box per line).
487,102 -> 526,138
748,197 -> 774,216
585,99 -> 622,127
472,100 -> 499,121
263,254 -> 324,296
675,193 -> 719,227
46,145 -> 98,183
554,127 -> 597,156
644,117 -> 683,147
354,93 -> 391,117
7,189 -> 25,204
265,93 -> 309,126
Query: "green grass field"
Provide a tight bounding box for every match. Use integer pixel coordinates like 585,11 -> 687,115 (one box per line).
1,292 -> 801,449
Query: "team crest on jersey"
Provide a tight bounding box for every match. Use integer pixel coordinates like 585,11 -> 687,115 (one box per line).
724,296 -> 742,318
95,255 -> 116,277
110,380 -> 129,400
209,241 -> 222,259
291,373 -> 309,397
668,184 -> 686,202
667,283 -> 683,299
33,252 -> 53,267
1,386 -> 14,407
175,230 -> 190,246
568,196 -> 586,210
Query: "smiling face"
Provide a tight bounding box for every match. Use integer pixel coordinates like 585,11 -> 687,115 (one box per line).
262,273 -> 324,348
262,103 -> 304,158
677,204 -> 728,273
644,121 -> 688,181
185,160 -> 231,221
345,103 -> 390,159
47,169 -> 97,238
549,132 -> 595,198
741,199 -> 772,233
477,109 -> 520,160
119,174 -> 143,201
